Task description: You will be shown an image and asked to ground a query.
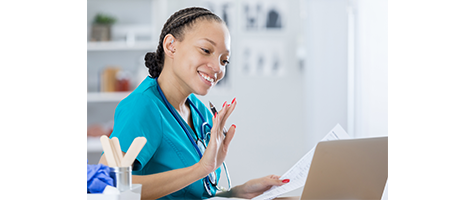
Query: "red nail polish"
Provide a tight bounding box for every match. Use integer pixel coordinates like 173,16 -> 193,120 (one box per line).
282,179 -> 290,183
231,97 -> 236,104
222,101 -> 227,108
214,112 -> 217,118
231,124 -> 236,129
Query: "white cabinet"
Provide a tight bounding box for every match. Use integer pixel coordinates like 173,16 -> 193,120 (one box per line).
87,0 -> 163,93
87,0 -> 167,163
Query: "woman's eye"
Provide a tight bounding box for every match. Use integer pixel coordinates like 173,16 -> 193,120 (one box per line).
222,60 -> 230,65
201,48 -> 210,54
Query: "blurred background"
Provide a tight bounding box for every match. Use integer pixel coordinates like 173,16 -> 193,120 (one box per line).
87,0 -> 387,196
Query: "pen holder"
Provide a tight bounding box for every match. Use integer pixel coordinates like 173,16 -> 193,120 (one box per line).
110,166 -> 132,192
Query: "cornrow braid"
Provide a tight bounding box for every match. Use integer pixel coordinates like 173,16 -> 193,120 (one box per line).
144,7 -> 223,78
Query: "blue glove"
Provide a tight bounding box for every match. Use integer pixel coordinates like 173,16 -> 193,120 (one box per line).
87,163 -> 114,193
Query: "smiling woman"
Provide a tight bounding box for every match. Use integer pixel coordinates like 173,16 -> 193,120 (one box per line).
98,7 -> 288,200
146,8 -> 231,96
159,19 -> 231,95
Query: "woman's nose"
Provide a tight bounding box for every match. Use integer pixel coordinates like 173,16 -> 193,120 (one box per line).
207,58 -> 221,73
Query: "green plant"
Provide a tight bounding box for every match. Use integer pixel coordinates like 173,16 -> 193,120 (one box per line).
94,13 -> 116,25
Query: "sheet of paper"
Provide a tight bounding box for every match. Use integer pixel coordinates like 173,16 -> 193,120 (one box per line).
320,123 -> 351,142
252,124 -> 351,200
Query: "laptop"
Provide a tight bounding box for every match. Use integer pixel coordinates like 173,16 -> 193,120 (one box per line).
298,136 -> 388,200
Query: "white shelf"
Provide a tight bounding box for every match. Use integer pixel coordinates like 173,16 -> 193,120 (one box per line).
87,41 -> 156,51
88,92 -> 131,102
87,137 -> 103,153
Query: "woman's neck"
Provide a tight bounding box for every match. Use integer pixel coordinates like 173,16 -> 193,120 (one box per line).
156,74 -> 190,113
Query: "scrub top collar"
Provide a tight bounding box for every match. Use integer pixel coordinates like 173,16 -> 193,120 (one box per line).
154,79 -> 208,144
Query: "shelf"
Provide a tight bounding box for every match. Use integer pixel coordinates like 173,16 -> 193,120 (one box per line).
88,92 -> 131,102
87,41 -> 156,51
87,137 -> 103,153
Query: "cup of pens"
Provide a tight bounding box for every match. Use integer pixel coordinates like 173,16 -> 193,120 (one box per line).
100,135 -> 147,192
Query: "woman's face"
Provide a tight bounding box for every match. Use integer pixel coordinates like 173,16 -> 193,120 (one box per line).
171,20 -> 231,96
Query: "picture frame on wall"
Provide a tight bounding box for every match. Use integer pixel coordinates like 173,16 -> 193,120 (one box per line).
241,0 -> 287,31
238,39 -> 286,77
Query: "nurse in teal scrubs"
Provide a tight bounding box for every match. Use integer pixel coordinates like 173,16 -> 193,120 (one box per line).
99,7 -> 289,200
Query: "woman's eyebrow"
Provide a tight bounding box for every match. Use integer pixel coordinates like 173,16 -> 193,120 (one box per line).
201,38 -> 230,53
202,38 -> 216,46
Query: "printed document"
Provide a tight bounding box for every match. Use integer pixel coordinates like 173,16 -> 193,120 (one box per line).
251,124 -> 351,200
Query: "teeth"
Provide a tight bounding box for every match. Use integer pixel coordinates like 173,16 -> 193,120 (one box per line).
199,72 -> 214,83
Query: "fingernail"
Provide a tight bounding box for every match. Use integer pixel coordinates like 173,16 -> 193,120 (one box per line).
222,101 -> 227,108
214,112 -> 217,118
227,104 -> 231,107
282,179 -> 290,183
231,97 -> 236,104
231,124 -> 236,129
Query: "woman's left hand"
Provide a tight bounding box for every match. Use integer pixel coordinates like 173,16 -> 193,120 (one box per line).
229,175 -> 290,199
197,99 -> 237,175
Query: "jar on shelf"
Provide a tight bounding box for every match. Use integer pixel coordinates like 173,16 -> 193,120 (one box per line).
115,70 -> 131,92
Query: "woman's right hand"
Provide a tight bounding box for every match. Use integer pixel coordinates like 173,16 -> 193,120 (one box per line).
198,98 -> 237,175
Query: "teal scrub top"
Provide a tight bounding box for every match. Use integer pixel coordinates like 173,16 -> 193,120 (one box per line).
110,76 -> 221,200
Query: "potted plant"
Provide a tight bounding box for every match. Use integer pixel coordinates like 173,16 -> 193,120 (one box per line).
91,13 -> 116,41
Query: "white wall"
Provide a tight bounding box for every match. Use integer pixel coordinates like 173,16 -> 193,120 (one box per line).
303,0 -> 388,151
353,0 -> 388,138
303,0 -> 350,150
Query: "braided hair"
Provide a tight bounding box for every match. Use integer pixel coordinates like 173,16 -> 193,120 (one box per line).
145,7 -> 224,78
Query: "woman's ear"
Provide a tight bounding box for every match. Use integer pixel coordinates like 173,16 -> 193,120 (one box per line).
163,34 -> 176,58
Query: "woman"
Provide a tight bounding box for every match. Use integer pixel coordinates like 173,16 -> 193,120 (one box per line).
99,7 -> 289,199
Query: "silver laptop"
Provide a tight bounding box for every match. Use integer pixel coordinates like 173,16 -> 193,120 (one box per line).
300,137 -> 388,200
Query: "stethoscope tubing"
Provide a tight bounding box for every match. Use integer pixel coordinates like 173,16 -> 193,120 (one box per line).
155,78 -> 232,192
156,79 -> 204,158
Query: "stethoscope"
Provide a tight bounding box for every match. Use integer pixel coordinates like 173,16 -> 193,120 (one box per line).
155,78 -> 232,196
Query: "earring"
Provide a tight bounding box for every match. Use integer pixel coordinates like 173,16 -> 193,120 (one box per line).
171,39 -> 174,44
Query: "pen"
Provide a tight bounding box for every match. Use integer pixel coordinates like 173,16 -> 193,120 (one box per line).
209,101 -> 228,136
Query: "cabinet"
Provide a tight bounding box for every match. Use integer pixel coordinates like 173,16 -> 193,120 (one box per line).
87,0 -> 169,163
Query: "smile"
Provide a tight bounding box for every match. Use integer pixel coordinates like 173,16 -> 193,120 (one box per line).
198,71 -> 215,84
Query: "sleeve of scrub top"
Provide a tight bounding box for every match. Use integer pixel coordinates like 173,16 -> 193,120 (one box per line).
110,93 -> 163,171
